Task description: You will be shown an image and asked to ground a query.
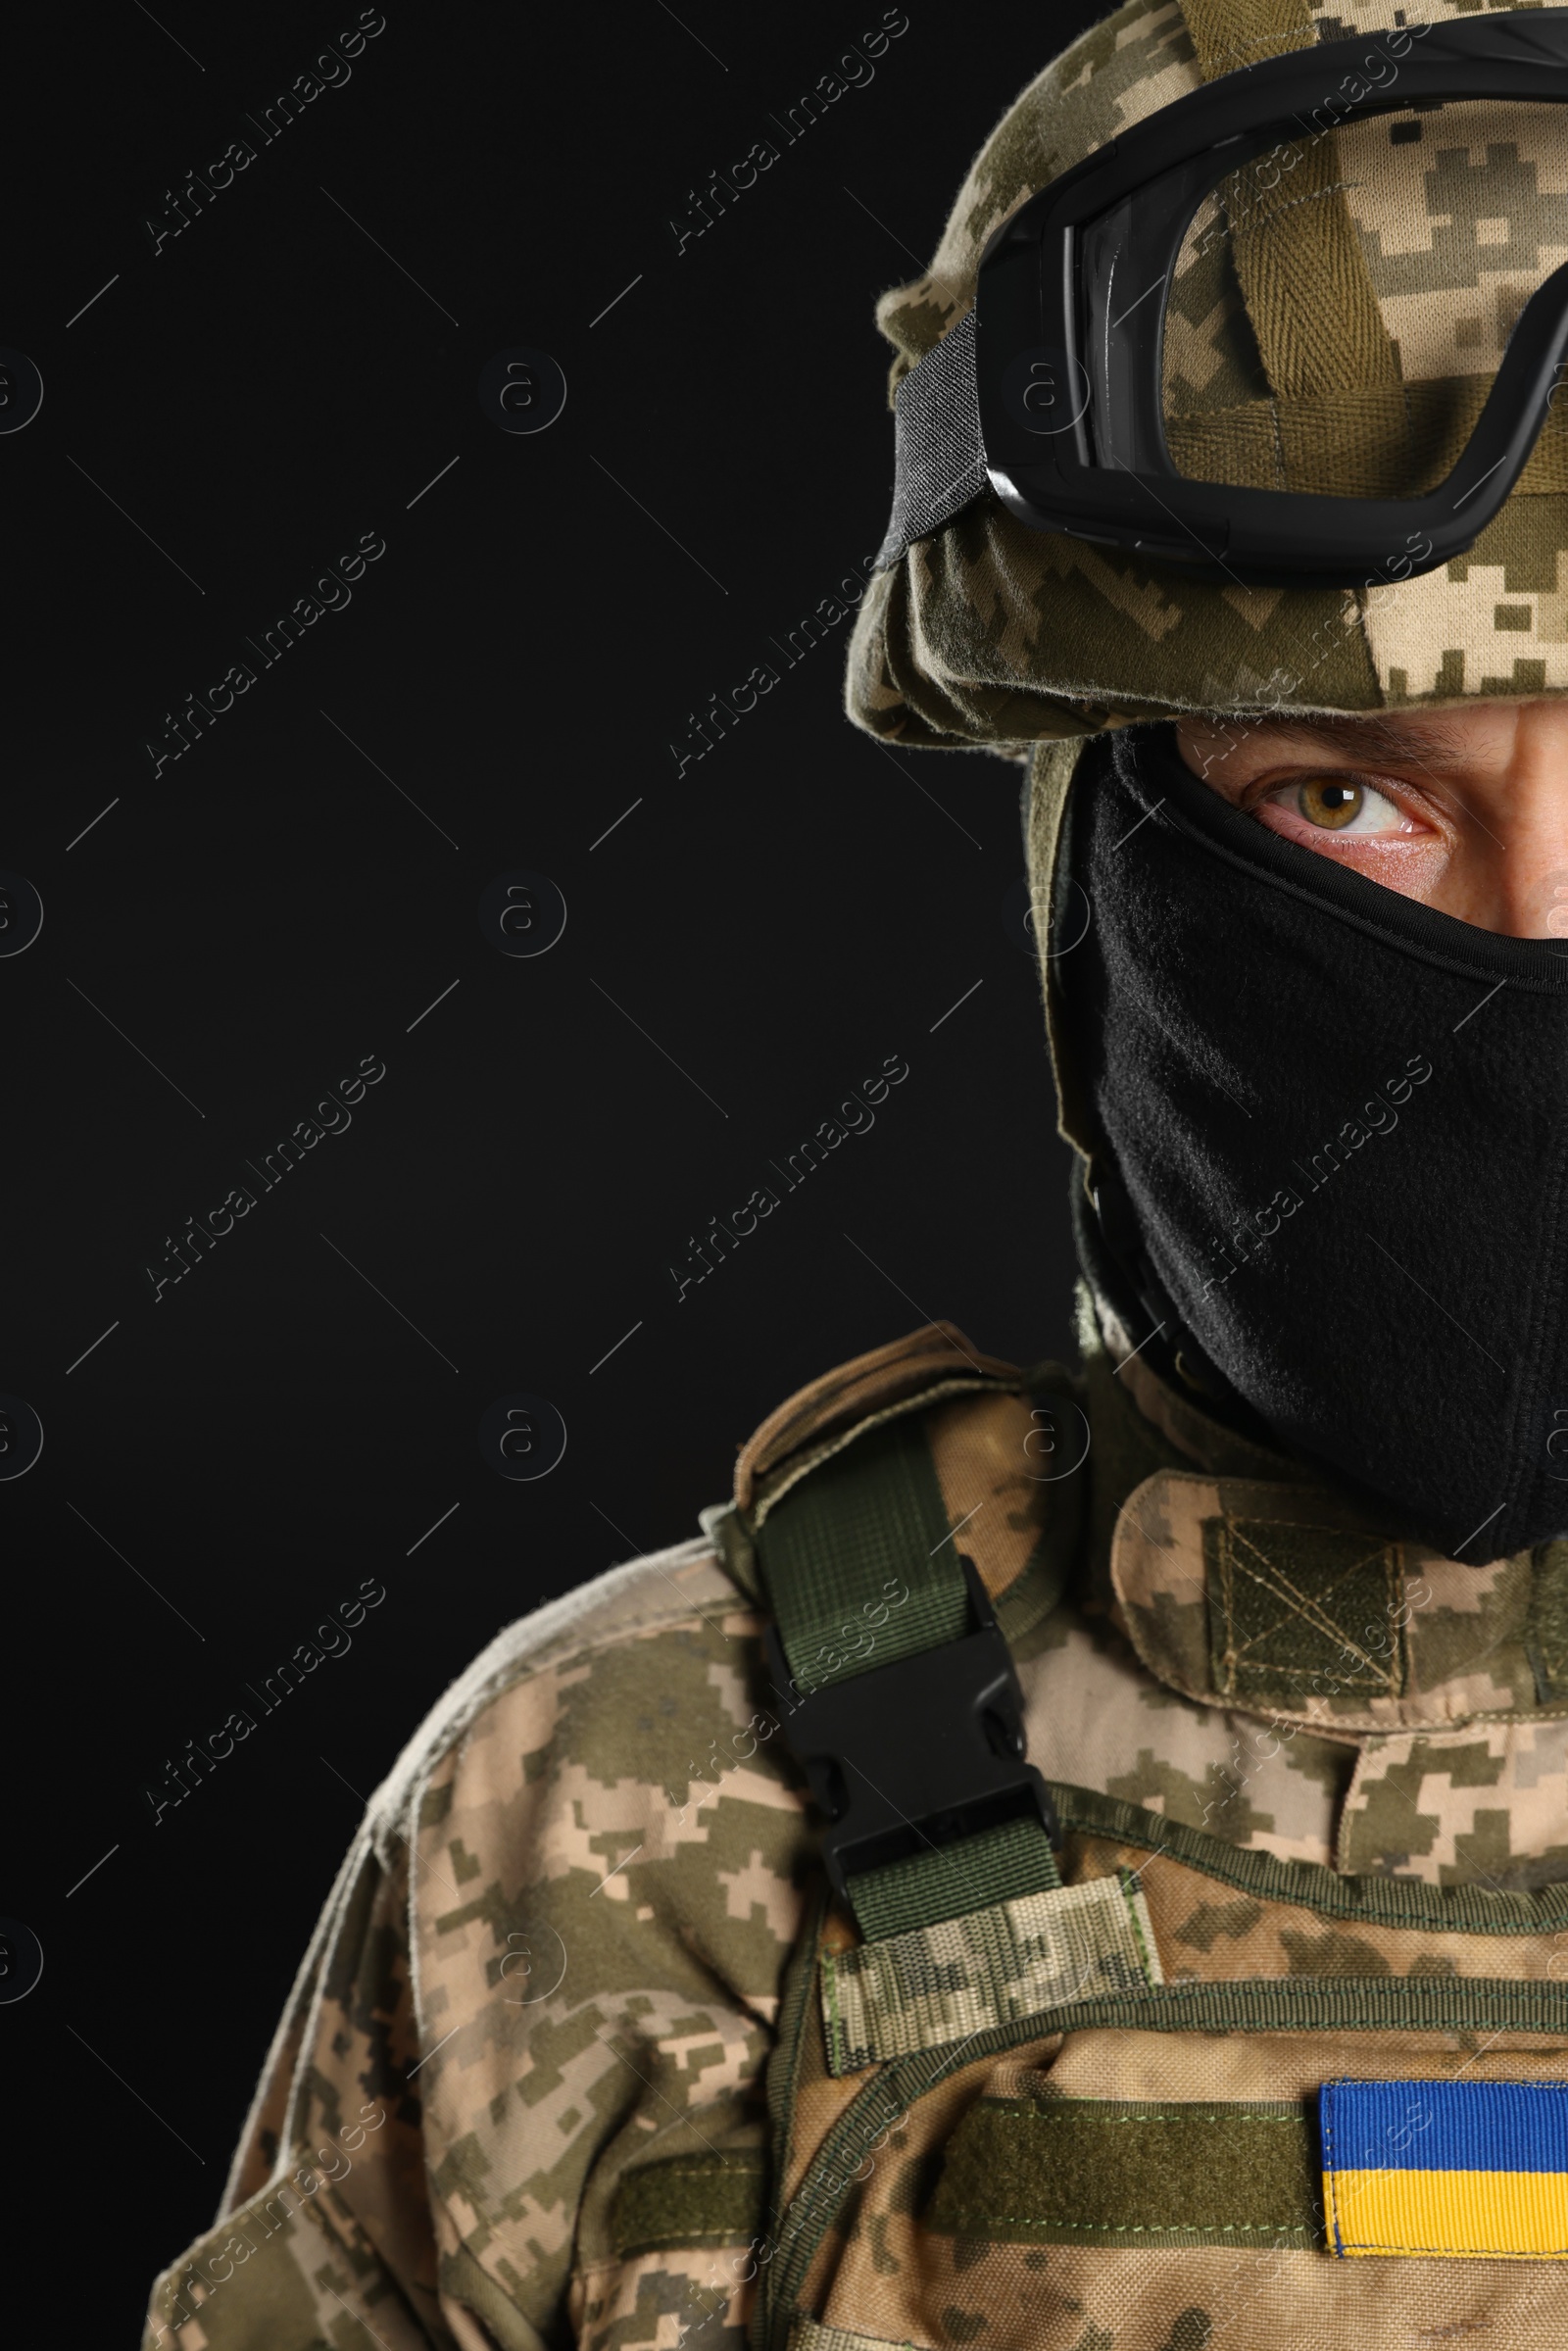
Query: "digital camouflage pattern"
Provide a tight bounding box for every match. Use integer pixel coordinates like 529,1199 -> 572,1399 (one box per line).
141,1542 -> 809,2351
1337,1716 -> 1568,1886
791,2032 -> 1568,2347
143,1300 -> 1568,2345
133,3 -> 1568,2335
845,0 -> 1568,753
820,1873 -> 1162,2075
1109,1470 -> 1546,1730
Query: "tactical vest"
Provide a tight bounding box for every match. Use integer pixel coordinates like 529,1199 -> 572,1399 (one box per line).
656,1313 -> 1568,2351
138,1309 -> 1568,2349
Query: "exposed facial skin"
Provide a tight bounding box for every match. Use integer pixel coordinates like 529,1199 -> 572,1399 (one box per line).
1175,700 -> 1568,939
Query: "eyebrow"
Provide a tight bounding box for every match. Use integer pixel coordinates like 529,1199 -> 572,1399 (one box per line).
1217,714 -> 1478,773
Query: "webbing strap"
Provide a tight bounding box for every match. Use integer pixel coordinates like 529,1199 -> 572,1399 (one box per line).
872,306 -> 984,571
758,1415 -> 965,1689
1177,0 -> 1400,411
820,1869 -> 1161,2072
1176,0 -> 1314,77
754,1414 -> 1061,1935
847,1817 -> 1064,1943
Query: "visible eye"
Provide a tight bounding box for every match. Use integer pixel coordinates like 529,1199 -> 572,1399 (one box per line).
1265,775 -> 1417,836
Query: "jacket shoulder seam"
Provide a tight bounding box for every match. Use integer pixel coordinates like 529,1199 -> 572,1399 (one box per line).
365,1537 -> 749,1849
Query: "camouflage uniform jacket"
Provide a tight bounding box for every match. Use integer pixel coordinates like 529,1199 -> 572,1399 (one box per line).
142,1301 -> 1568,2349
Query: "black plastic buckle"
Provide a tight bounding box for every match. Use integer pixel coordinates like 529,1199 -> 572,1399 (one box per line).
763,1554 -> 1059,1906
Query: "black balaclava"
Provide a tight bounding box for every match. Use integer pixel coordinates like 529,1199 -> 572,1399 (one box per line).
1054,722 -> 1568,1562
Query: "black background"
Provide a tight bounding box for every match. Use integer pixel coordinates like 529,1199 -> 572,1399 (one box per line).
2,0 -> 1105,2325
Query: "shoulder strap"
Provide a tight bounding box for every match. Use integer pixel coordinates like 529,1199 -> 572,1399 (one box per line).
752,1410 -> 1063,1940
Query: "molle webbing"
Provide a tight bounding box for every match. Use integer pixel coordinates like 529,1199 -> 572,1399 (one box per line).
752,1414 -> 1061,1935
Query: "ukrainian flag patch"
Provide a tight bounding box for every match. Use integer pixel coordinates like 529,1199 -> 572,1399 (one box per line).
1321,2080 -> 1568,2259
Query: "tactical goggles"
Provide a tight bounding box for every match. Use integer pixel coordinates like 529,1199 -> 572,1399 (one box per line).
875,12 -> 1568,589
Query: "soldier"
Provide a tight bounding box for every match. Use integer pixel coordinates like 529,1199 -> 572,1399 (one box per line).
143,2 -> 1568,2344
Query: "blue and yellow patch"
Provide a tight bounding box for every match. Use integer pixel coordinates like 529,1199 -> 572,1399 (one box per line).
1322,2080 -> 1568,2259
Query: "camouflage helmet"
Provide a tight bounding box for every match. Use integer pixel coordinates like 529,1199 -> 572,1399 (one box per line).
846,0 -> 1568,755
